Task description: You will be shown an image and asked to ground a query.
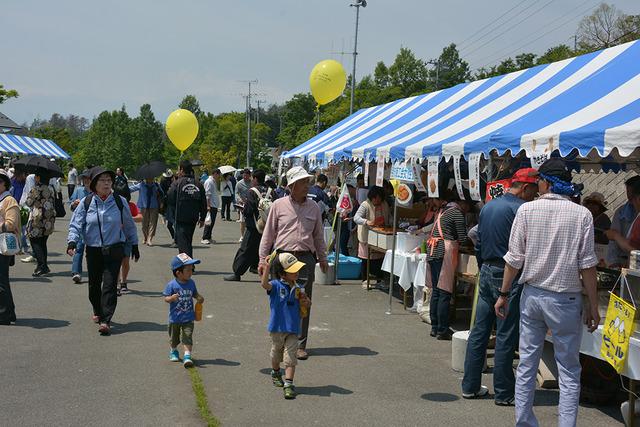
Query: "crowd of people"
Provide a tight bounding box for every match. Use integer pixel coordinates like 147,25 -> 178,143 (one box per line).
0,155 -> 636,412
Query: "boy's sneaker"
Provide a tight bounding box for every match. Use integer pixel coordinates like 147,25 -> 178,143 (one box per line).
169,349 -> 180,362
283,384 -> 297,399
183,354 -> 194,368
271,371 -> 284,387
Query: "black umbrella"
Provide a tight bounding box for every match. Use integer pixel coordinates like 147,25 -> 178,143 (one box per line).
13,156 -> 63,178
190,159 -> 204,167
133,161 -> 169,180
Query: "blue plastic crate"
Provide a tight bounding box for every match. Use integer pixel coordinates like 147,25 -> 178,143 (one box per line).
327,253 -> 362,280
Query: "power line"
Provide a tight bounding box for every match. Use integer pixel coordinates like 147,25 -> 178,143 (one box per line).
461,0 -> 556,58
473,0 -> 597,66
478,1 -> 600,69
457,0 -> 533,51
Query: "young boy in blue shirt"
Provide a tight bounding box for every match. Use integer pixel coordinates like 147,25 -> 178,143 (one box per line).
261,252 -> 311,399
163,253 -> 204,368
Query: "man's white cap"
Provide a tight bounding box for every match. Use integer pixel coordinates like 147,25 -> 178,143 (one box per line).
286,166 -> 313,187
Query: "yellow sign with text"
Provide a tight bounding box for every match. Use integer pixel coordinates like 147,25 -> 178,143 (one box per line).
601,293 -> 636,373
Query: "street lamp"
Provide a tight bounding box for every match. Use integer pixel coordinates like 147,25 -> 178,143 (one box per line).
349,0 -> 366,115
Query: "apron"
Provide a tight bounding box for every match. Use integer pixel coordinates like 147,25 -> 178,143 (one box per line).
425,207 -> 460,293
359,204 -> 386,259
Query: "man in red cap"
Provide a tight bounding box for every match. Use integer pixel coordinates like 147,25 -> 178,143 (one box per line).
461,168 -> 538,404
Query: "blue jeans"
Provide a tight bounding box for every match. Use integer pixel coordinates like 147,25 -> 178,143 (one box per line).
515,286 -> 582,427
428,259 -> 451,334
462,263 -> 522,401
72,240 -> 85,275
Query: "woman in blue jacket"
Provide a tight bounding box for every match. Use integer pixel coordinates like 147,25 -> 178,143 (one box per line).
66,167 -> 139,336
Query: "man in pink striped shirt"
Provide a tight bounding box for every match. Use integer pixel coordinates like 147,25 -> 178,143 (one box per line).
259,166 -> 328,360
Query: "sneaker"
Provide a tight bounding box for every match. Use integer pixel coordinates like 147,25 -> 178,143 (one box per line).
271,371 -> 284,387
283,385 -> 297,399
21,255 -> 35,263
436,331 -> 453,341
495,397 -> 515,406
462,385 -> 489,399
120,284 -> 129,295
32,269 -> 50,277
183,354 -> 194,368
223,274 -> 241,282
169,349 -> 180,362
238,237 -> 243,243
91,315 -> 99,323
147,241 -> 153,247
98,323 -> 111,336
200,239 -> 211,245
72,273 -> 82,284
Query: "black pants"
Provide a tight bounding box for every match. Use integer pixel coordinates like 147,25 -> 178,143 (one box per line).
202,208 -> 218,240
86,246 -> 124,324
294,252 -> 316,350
175,221 -> 197,257
231,228 -> 261,276
429,259 -> 452,334
361,257 -> 383,279
67,184 -> 75,199
221,196 -> 233,220
30,236 -> 49,272
0,255 -> 15,324
167,220 -> 175,240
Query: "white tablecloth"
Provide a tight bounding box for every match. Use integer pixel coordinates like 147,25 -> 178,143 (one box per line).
578,325 -> 640,380
381,250 -> 428,291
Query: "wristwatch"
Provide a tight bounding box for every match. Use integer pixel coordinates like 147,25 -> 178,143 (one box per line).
498,290 -> 509,297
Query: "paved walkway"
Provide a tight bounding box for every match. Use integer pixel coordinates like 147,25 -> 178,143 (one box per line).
0,212 -> 623,426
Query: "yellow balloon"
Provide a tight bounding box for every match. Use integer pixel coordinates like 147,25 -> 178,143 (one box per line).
165,109 -> 199,152
309,60 -> 347,105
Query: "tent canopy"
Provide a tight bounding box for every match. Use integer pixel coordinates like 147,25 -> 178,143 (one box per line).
0,133 -> 70,159
284,40 -> 640,164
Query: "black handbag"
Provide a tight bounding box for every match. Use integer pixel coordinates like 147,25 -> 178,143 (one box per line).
54,191 -> 66,218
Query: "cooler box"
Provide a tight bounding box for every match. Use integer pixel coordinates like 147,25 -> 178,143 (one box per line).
315,262 -> 336,285
327,253 -> 362,280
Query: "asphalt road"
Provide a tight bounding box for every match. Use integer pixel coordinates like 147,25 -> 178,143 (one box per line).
0,209 -> 623,426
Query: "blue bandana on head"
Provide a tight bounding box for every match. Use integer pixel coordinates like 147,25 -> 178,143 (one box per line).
539,172 -> 582,197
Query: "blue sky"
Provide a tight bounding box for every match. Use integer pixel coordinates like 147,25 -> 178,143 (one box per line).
2,0 -> 639,125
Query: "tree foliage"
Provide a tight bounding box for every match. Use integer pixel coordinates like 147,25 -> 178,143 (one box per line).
577,3 -> 640,50
0,84 -> 18,104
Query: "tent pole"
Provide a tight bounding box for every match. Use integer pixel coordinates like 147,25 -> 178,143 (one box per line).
386,195 -> 398,315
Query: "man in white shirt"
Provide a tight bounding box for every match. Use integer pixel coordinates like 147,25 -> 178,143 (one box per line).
495,158 -> 599,427
201,169 -> 221,245
67,163 -> 78,199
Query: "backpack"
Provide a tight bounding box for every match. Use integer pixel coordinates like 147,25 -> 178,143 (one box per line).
250,187 -> 272,234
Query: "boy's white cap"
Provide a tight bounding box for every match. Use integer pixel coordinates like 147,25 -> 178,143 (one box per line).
279,253 -> 306,273
286,166 -> 312,187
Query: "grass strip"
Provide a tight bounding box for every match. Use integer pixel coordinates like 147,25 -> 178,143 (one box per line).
188,367 -> 221,427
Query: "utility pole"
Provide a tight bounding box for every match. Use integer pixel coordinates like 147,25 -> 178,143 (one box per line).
427,59 -> 440,90
349,0 -> 367,115
574,35 -> 578,52
239,79 -> 258,168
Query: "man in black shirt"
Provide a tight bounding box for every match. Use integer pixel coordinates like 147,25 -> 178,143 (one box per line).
224,169 -> 268,281
167,160 -> 207,257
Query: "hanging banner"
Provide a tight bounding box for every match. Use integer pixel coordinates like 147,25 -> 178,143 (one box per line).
336,184 -> 353,214
412,161 -> 426,193
485,179 -> 512,201
468,153 -> 482,201
390,162 -> 414,182
453,156 -> 465,200
364,154 -> 370,186
376,157 -> 385,187
601,291 -> 636,373
427,156 -> 439,198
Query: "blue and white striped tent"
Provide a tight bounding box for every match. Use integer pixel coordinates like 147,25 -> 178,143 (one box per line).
284,40 -> 640,165
0,133 -> 70,159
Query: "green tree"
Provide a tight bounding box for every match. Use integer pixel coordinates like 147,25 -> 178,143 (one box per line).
388,47 -> 428,97
536,44 -> 575,65
430,44 -> 470,90
130,104 -> 164,167
75,107 -> 132,171
0,84 -> 18,104
373,61 -> 390,88
179,95 -> 202,117
577,3 -> 637,50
